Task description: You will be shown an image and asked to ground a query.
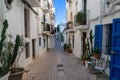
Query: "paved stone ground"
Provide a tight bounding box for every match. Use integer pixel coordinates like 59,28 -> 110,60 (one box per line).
23,40 -> 98,80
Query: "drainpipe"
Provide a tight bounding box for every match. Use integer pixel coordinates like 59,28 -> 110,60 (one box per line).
100,0 -> 102,24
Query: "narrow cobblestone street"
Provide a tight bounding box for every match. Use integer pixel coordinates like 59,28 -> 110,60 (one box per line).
23,39 -> 97,80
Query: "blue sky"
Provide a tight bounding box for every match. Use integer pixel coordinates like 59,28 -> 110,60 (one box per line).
54,0 -> 66,26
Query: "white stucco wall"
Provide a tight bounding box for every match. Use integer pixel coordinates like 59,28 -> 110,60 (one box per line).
73,30 -> 82,57
48,36 -> 54,49
4,0 -> 39,68
88,0 -> 120,75
38,36 -> 47,56
0,0 -> 55,69
87,0 -> 101,20
0,1 -> 2,31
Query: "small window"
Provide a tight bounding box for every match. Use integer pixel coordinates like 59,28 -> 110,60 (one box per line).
44,39 -> 46,48
105,24 -> 112,55
39,37 -> 41,46
25,43 -> 30,59
24,7 -> 30,38
82,0 -> 87,12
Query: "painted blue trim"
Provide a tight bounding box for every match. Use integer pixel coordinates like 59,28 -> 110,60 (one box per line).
110,18 -> 120,80
94,24 -> 103,53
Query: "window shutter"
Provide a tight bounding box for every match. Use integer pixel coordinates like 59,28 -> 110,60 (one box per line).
94,24 -> 103,53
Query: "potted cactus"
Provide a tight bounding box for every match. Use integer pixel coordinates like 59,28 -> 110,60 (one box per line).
94,47 -> 100,59
0,20 -> 25,80
8,35 -> 25,80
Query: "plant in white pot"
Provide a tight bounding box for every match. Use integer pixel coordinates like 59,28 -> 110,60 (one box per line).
8,35 -> 25,80
0,20 -> 11,78
0,20 -> 25,80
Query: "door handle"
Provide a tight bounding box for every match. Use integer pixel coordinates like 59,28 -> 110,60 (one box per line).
111,51 -> 115,54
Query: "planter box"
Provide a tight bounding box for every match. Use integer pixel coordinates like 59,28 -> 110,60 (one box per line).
8,71 -> 23,80
0,72 -> 10,80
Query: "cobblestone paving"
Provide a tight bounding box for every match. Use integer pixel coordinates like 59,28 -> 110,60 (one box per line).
23,40 -> 97,80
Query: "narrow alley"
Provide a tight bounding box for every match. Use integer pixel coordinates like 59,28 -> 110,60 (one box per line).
23,39 -> 96,80
1,0 -> 120,80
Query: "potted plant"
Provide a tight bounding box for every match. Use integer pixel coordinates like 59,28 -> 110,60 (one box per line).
80,55 -> 86,65
63,43 -> 68,51
75,11 -> 86,25
0,20 -> 25,80
0,20 -> 13,80
94,47 -> 100,59
66,48 -> 72,53
83,30 -> 94,60
80,54 -> 90,65
64,44 -> 72,53
8,35 -> 25,80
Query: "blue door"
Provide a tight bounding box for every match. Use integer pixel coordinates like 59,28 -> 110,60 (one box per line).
94,24 -> 103,53
110,18 -> 120,80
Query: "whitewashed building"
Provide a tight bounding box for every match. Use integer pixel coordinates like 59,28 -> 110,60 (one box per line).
65,0 -> 75,53
0,0 -> 55,68
66,0 -> 120,77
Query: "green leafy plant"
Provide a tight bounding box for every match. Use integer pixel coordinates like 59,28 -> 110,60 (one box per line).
82,30 -> 94,61
0,20 -> 25,77
0,35 -> 21,77
64,44 -> 68,51
63,44 -> 70,51
94,47 -> 100,54
89,30 -> 94,55
0,20 -> 8,58
93,47 -> 100,59
75,11 -> 86,25
60,32 -> 64,43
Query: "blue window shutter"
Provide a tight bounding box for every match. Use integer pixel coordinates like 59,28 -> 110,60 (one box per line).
94,24 -> 103,53
110,18 -> 120,80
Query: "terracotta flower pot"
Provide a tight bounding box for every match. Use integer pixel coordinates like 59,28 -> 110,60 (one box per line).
94,54 -> 100,59
66,48 -> 72,53
82,59 -> 86,65
8,71 -> 23,80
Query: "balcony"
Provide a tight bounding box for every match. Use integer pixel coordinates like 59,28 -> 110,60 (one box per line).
42,1 -> 50,13
74,10 -> 89,30
64,21 -> 75,33
42,23 -> 51,35
51,29 -> 55,35
26,0 -> 40,7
